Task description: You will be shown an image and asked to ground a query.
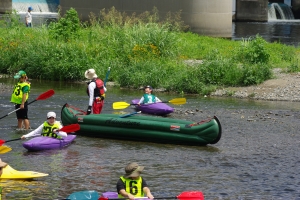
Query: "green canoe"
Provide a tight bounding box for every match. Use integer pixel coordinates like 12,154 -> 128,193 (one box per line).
61,103 -> 222,146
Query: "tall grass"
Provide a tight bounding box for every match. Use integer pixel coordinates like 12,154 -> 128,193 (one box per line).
0,7 -> 299,94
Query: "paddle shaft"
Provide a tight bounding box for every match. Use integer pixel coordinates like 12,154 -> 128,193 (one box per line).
105,197 -> 179,200
0,89 -> 55,120
131,101 -> 173,106
63,197 -> 185,200
104,67 -> 111,87
11,99 -> 38,113
3,138 -> 22,143
101,196 -> 202,200
119,111 -> 141,118
113,98 -> 186,110
0,124 -> 79,145
65,190 -> 204,200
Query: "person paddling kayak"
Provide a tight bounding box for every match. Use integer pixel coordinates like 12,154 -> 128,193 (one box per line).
21,112 -> 67,140
138,85 -> 161,106
116,162 -> 154,200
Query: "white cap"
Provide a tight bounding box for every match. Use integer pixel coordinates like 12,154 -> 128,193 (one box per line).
85,69 -> 98,79
47,112 -> 56,119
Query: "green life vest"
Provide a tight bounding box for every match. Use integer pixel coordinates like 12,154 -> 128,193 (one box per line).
41,121 -> 62,139
143,94 -> 156,104
118,176 -> 144,198
10,81 -> 30,104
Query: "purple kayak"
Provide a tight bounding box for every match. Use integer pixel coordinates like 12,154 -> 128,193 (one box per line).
132,99 -> 174,115
22,135 -> 76,151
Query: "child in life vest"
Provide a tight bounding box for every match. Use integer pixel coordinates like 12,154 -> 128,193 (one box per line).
138,85 -> 161,105
21,112 -> 67,140
116,162 -> 154,200
11,70 -> 31,130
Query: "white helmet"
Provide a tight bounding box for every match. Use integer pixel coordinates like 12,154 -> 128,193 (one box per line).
47,111 -> 56,119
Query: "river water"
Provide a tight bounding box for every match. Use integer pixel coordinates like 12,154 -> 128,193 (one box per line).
1,78 -> 300,200
232,21 -> 300,47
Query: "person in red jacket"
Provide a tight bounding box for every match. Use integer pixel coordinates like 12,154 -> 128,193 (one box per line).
85,69 -> 107,115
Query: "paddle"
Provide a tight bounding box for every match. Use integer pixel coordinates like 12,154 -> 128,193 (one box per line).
0,89 -> 55,120
64,191 -> 204,200
0,145 -> 12,154
99,191 -> 204,200
113,98 -> 186,110
104,67 -> 111,87
0,124 -> 80,146
119,111 -> 141,118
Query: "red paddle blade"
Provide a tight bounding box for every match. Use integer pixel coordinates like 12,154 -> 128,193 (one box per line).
98,197 -> 108,200
36,89 -> 55,100
59,124 -> 80,133
0,140 -> 5,146
177,191 -> 204,200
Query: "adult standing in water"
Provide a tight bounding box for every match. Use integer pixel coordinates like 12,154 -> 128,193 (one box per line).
25,6 -> 33,27
85,69 -> 107,115
11,70 -> 31,130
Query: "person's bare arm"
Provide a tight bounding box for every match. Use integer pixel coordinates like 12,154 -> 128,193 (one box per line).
119,189 -> 135,200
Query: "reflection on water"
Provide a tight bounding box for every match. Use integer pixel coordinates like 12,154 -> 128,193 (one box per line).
232,21 -> 300,46
1,79 -> 300,199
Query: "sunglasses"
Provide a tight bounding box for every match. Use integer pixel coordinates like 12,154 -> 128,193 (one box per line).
47,117 -> 55,119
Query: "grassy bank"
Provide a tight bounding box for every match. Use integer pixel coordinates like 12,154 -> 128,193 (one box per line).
0,7 -> 299,94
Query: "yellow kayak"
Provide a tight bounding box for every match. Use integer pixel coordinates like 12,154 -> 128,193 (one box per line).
1,165 -> 48,179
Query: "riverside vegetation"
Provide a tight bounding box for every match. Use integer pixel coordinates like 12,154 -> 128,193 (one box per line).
0,7 -> 300,95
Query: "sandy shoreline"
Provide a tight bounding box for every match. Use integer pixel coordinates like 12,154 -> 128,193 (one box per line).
211,68 -> 300,102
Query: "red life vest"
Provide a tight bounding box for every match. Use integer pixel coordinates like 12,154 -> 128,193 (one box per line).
87,78 -> 105,98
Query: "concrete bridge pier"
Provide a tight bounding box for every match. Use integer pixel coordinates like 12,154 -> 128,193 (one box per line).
235,0 -> 268,22
292,0 -> 300,18
0,0 -> 12,14
60,0 -> 232,38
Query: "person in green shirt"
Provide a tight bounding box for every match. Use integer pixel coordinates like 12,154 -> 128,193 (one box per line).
138,85 -> 161,105
10,70 -> 31,130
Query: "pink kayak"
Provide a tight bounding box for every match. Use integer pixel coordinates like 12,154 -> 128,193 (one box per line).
132,99 -> 174,115
22,135 -> 76,151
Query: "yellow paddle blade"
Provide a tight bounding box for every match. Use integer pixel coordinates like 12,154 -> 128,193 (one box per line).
168,98 -> 186,105
113,102 -> 131,109
0,145 -> 12,154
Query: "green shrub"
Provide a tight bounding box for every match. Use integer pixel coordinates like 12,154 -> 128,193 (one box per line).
241,63 -> 272,86
236,35 -> 270,64
49,8 -> 80,41
0,7 -> 299,94
286,59 -> 300,73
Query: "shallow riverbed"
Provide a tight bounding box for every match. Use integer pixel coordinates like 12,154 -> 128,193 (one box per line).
0,78 -> 300,200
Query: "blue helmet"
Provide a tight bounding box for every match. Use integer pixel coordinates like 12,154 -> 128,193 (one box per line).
28,6 -> 33,11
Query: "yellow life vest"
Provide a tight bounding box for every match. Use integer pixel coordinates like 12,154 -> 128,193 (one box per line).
118,176 -> 144,198
41,121 -> 61,139
10,82 -> 30,104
